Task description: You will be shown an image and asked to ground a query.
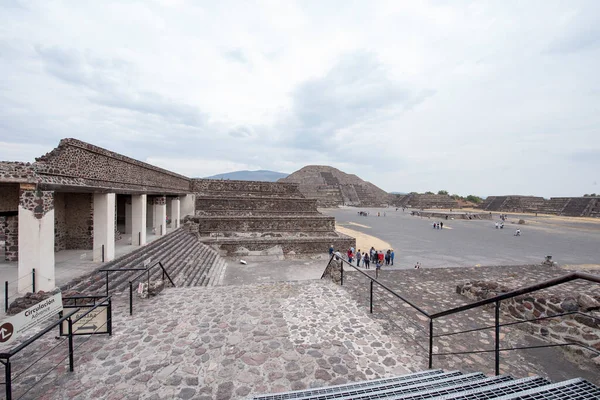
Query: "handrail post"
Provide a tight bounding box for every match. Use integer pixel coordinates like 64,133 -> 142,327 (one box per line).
68,318 -> 74,372
495,301 -> 500,375
369,280 -> 373,314
428,319 -> 434,369
340,262 -> 344,286
4,281 -> 8,313
102,244 -> 105,263
138,231 -> 141,246
32,268 -> 35,293
105,270 -> 109,296
147,269 -> 150,296
5,359 -> 11,400
129,282 -> 133,316
107,297 -> 113,336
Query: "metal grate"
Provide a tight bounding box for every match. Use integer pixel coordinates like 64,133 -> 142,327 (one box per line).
304,372 -> 488,400
251,369 -> 450,400
492,378 -> 600,399
385,375 -> 515,399
425,376 -> 551,400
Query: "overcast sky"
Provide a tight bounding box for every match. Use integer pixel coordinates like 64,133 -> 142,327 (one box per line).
1,1 -> 599,197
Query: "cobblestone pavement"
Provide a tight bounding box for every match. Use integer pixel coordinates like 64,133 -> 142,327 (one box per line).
10,281 -> 420,400
342,264 -> 600,385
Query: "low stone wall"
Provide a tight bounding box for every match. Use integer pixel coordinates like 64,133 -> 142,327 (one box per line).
188,215 -> 336,234
192,179 -> 301,196
457,280 -> 600,356
411,211 -> 492,220
203,236 -> 355,257
321,257 -> 342,283
196,196 -> 318,213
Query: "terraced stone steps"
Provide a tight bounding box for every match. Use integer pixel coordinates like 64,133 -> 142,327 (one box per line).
62,228 -> 228,295
251,369 -> 600,399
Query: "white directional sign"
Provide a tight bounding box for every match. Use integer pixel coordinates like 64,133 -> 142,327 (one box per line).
0,292 -> 63,347
61,305 -> 109,335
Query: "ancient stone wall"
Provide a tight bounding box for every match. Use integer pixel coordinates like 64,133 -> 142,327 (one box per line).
191,216 -> 335,235
34,139 -> 190,194
0,183 -> 19,212
4,215 -> 18,261
205,236 -> 355,257
0,162 -> 36,184
195,197 -> 318,214
54,193 -> 67,251
192,179 -> 302,197
457,280 -> 600,356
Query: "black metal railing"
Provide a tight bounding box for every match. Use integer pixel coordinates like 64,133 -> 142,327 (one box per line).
324,258 -> 600,375
100,261 -> 175,315
0,296 -> 112,400
4,269 -> 36,313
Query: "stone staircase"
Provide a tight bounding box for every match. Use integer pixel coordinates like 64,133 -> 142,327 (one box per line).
61,228 -> 227,295
561,197 -> 596,217
251,369 -> 600,399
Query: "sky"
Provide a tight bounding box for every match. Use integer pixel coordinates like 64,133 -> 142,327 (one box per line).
1,0 -> 599,198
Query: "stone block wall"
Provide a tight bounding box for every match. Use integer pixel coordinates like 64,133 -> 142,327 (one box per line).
195,197 -> 318,214
190,216 -> 336,235
457,280 -> 600,356
35,139 -> 190,193
0,183 -> 19,212
192,179 -> 302,197
4,215 -> 18,261
54,192 -> 93,251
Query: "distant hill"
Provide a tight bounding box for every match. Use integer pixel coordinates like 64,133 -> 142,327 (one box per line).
203,170 -> 288,182
279,165 -> 389,207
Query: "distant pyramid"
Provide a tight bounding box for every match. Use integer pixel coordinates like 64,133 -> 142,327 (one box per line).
279,165 -> 389,207
203,170 -> 287,182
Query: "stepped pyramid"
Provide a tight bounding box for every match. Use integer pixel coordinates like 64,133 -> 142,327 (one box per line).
279,165 -> 389,207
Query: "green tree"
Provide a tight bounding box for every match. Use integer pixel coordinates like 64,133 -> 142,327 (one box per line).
437,190 -> 449,195
451,194 -> 462,200
466,195 -> 483,204
425,191 -> 434,195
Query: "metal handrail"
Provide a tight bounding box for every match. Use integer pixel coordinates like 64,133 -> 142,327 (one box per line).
430,272 -> 600,319
325,256 -> 431,317
99,260 -> 175,296
127,262 -> 176,316
0,309 -> 79,359
325,257 -> 600,376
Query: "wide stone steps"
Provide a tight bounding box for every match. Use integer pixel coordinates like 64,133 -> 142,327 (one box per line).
251,369 -> 600,399
62,228 -> 227,295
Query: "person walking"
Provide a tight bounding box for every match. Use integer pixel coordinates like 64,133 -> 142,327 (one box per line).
363,252 -> 370,269
356,250 -> 361,267
329,245 -> 334,256
390,249 -> 395,266
385,250 -> 391,265
378,251 -> 384,264
440,222 -> 443,229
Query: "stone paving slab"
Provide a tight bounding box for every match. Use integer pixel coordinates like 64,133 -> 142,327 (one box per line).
9,281 -> 421,400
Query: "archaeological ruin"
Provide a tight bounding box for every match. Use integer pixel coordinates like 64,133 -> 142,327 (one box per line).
0,138 -> 354,294
280,165 -> 390,207
480,195 -> 600,217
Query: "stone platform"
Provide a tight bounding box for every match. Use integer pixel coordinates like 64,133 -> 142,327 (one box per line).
10,281 -> 419,400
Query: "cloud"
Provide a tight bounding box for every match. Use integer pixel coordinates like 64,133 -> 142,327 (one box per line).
288,51 -> 434,151
34,45 -> 206,128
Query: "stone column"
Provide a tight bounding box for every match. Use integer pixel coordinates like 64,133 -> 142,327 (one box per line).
18,187 -> 55,292
93,193 -> 115,262
170,198 -> 181,229
125,197 -> 132,234
131,194 -> 147,246
180,194 -> 195,219
153,196 -> 167,236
